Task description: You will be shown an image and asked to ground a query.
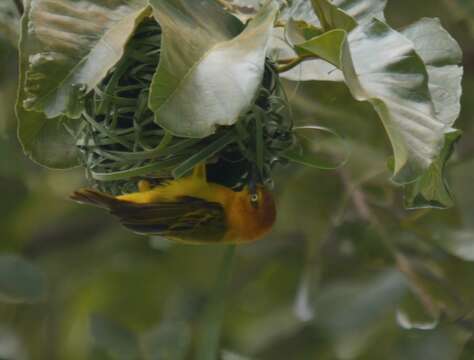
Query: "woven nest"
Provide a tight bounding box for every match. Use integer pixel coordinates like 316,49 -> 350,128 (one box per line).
75,18 -> 293,195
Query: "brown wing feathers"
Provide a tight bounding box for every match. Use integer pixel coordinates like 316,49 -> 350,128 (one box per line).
71,189 -> 227,237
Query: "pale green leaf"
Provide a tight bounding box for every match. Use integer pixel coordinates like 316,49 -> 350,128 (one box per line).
402,18 -> 463,126
295,29 -> 348,66
269,27 -> 344,82
344,19 -> 447,182
276,0 -> 383,82
17,112 -> 80,168
401,18 -> 463,207
21,0 -> 150,118
149,0 -> 278,138
16,0 -> 79,168
404,129 -> 461,209
291,0 -> 459,183
281,0 -> 386,25
0,255 -> 46,304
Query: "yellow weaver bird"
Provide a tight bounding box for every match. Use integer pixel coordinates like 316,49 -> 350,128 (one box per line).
71,164 -> 276,244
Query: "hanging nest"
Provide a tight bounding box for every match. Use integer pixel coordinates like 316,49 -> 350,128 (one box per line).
74,18 -> 293,195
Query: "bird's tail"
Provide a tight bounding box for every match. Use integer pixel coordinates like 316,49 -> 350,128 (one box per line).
70,188 -> 121,210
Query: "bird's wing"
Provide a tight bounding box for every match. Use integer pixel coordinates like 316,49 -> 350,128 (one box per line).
71,189 -> 228,243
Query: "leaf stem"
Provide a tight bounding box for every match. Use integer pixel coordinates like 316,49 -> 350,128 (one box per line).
276,55 -> 320,73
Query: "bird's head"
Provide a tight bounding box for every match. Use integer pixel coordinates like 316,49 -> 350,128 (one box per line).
228,185 -> 276,242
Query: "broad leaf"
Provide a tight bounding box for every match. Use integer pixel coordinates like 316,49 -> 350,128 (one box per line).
0,255 -> 45,303
281,0 -> 386,25
402,18 -> 463,126
16,0 -> 79,168
149,0 -> 278,138
270,27 -> 344,82
276,0 -> 386,82
401,18 -> 463,207
404,129 -> 461,209
20,0 -> 150,119
289,0 -> 458,183
17,112 -> 80,168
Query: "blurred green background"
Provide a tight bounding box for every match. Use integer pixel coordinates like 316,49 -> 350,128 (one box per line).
2,0 -> 474,359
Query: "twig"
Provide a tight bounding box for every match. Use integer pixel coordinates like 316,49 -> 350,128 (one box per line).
12,0 -> 24,16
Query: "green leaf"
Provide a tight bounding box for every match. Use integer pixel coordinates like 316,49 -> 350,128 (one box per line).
20,0 -> 150,119
281,0 -> 386,25
276,0 -> 386,82
270,26 -> 344,82
294,29 -> 348,66
402,18 -> 463,126
90,314 -> 140,360
149,0 -> 278,138
290,0 -> 461,183
17,113 -> 80,169
404,129 -> 461,209
16,0 -> 79,168
0,255 -> 46,304
401,18 -> 463,208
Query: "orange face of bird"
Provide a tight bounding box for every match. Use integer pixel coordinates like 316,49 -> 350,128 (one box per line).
225,185 -> 276,242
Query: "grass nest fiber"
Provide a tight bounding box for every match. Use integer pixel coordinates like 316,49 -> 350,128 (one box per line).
75,18 -> 293,195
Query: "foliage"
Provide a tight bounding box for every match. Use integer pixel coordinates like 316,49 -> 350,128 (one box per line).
13,0 -> 463,209
0,0 -> 473,359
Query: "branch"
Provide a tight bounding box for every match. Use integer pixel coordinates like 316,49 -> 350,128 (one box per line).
12,0 -> 24,16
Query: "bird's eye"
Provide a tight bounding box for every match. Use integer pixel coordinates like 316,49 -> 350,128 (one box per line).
250,193 -> 259,208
